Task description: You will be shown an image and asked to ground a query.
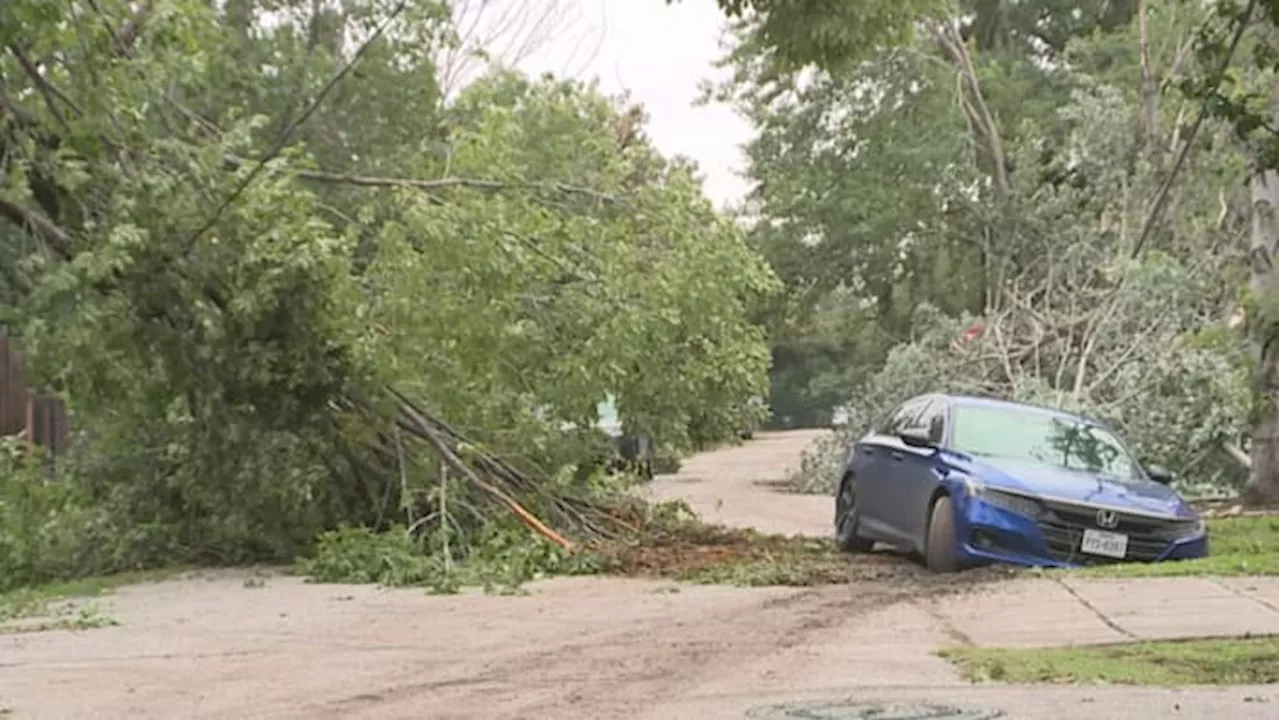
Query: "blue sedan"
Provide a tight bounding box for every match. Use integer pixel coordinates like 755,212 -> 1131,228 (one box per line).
834,394 -> 1208,572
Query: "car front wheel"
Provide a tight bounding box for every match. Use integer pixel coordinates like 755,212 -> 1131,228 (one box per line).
835,474 -> 874,553
925,495 -> 960,573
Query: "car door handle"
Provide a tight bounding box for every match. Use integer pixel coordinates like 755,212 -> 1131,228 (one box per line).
860,447 -> 875,455
891,451 -> 904,461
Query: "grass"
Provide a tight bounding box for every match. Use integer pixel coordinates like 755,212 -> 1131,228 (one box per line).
0,567 -> 182,630
0,604 -> 119,635
1071,515 -> 1278,578
939,635 -> 1280,686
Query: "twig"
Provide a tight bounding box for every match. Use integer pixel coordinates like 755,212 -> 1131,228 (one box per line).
373,431 -> 396,530
1071,294 -> 1123,399
1085,296 -> 1178,394
395,424 -> 412,530
439,458 -> 451,572
377,387 -> 635,541
989,315 -> 1018,387
407,511 -> 437,536
393,396 -> 574,550
1175,444 -> 1214,478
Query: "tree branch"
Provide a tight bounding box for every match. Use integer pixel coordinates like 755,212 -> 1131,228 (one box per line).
1131,0 -> 1258,259
929,21 -> 1010,201
80,0 -> 156,57
1223,441 -> 1252,469
225,157 -> 620,204
6,44 -> 77,133
7,45 -> 67,132
189,0 -> 411,245
1137,0 -> 1161,149
0,196 -> 73,258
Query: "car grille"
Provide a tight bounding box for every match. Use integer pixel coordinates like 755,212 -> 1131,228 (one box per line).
1036,500 -> 1193,565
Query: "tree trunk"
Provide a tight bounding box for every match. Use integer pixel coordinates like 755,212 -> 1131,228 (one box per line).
1241,167 -> 1279,508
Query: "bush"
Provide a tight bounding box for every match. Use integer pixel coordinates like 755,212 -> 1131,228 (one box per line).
0,440 -> 108,592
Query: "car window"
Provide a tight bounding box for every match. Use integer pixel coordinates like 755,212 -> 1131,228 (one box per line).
876,404 -> 904,434
920,399 -> 947,444
880,398 -> 925,435
951,404 -> 1142,480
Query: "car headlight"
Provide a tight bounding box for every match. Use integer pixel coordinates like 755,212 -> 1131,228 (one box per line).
963,478 -> 1044,518
1161,518 -> 1205,539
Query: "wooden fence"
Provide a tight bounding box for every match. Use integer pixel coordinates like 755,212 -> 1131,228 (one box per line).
0,336 -> 71,456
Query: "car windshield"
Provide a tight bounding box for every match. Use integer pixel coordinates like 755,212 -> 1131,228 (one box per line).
951,405 -> 1142,480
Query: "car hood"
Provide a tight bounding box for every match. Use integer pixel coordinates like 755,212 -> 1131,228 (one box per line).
968,456 -> 1196,519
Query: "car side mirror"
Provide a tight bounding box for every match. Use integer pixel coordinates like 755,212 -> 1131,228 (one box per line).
1145,464 -> 1174,485
899,428 -> 934,448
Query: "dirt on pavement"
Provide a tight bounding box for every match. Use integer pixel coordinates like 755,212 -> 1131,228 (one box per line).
1,431 -> 1276,720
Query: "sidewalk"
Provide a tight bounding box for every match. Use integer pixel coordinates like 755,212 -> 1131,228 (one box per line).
643,575 -> 1280,720
927,575 -> 1279,647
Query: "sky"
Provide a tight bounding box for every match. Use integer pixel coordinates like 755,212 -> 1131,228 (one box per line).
495,0 -> 754,209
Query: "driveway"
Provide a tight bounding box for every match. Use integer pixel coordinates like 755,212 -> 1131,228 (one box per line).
1,430 -> 1276,719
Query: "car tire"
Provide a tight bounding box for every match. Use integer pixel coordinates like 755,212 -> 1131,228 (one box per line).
925,495 -> 960,573
835,474 -> 874,553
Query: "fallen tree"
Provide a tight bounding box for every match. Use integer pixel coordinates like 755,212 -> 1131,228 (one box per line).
0,0 -> 775,590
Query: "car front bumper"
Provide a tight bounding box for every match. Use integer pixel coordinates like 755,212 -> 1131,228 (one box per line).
952,492 -> 1209,569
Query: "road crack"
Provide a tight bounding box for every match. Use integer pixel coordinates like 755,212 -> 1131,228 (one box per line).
1052,577 -> 1137,640
1209,579 -> 1279,612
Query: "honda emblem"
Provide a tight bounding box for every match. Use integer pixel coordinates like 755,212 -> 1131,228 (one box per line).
1095,509 -> 1120,529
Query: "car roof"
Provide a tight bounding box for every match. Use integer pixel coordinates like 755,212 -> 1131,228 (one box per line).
933,394 -> 1101,426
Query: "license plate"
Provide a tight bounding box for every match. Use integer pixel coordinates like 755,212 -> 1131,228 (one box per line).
1081,529 -> 1128,559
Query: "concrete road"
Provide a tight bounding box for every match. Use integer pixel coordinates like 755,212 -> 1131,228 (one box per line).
642,428 -> 835,536
1,430 -> 1276,720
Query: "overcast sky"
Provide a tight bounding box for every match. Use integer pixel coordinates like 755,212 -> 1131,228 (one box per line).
501,0 -> 753,209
